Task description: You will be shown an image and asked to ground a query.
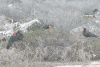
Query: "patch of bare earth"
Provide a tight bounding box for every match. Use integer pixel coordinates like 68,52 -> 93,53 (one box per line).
53,61 -> 100,67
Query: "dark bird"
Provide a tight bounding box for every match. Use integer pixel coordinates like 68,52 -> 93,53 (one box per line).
7,31 -> 24,49
82,28 -> 98,37
93,9 -> 98,13
43,25 -> 51,29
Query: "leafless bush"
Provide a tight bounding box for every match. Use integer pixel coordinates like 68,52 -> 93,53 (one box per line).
0,0 -> 100,66
0,0 -> 99,30
0,28 -> 100,66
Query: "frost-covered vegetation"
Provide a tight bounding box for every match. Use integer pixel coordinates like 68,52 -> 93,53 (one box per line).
0,0 -> 100,67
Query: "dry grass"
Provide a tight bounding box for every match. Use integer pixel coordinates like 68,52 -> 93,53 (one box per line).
0,24 -> 100,66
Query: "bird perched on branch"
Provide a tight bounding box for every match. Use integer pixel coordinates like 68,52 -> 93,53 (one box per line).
43,25 -> 51,29
7,31 -> 24,49
93,9 -> 98,13
82,28 -> 98,37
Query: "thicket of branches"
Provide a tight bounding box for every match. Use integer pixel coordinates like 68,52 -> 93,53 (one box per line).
0,0 -> 100,66
0,0 -> 100,29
